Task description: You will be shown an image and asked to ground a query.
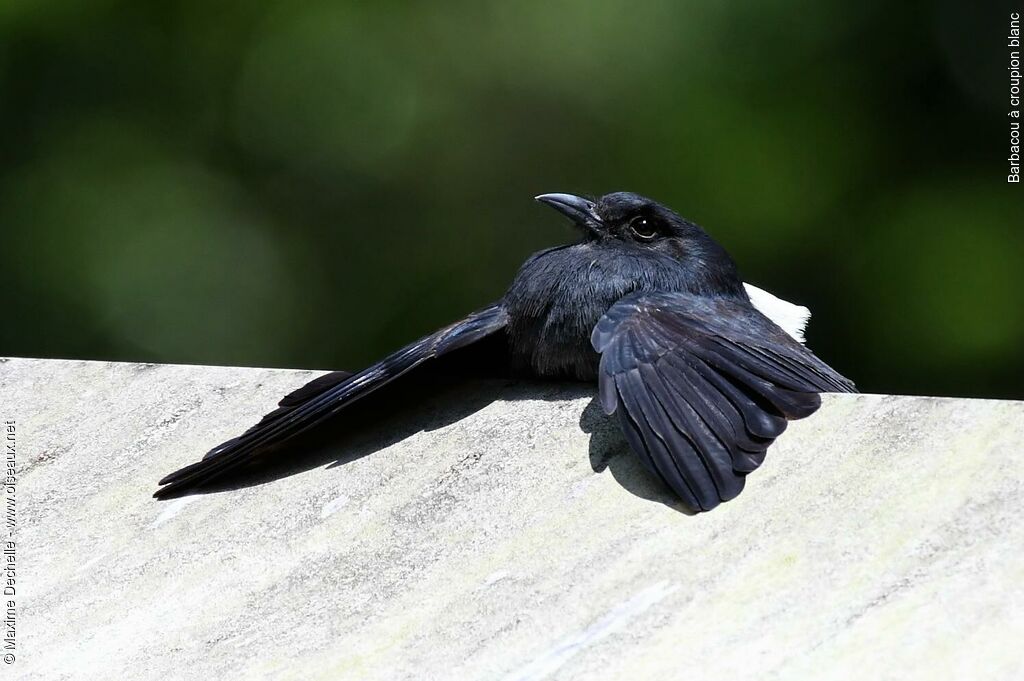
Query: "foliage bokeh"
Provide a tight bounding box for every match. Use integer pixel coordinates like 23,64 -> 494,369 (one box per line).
2,0 -> 1021,398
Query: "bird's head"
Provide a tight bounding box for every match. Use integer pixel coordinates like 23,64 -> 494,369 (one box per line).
535,191 -> 743,294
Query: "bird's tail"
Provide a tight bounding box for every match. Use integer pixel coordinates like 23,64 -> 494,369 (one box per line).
153,370 -> 353,498
153,303 -> 510,499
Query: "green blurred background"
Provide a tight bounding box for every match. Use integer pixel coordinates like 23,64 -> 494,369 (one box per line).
1,1 -> 1021,398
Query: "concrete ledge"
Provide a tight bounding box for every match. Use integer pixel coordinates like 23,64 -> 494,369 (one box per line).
3,357 -> 1024,680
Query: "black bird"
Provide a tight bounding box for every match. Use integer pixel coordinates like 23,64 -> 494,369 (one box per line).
155,192 -> 855,511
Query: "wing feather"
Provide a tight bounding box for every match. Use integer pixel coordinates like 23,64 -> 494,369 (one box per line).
641,362 -> 744,503
592,291 -> 855,512
615,370 -> 711,508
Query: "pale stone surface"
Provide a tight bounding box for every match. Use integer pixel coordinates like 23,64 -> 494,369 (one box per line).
2,356 -> 1023,680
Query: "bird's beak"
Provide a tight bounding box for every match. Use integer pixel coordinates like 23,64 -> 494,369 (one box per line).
535,193 -> 602,236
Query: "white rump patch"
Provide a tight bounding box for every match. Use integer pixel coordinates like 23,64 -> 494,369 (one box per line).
743,283 -> 811,343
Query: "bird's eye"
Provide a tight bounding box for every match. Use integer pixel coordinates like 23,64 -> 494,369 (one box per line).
629,217 -> 658,241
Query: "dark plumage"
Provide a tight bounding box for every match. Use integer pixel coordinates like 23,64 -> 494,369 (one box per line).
156,191 -> 855,511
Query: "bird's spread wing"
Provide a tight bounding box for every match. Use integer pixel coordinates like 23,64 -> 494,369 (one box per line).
591,291 -> 855,512
154,303 -> 509,498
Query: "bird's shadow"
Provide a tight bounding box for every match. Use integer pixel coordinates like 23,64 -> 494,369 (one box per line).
191,376 -> 507,495
173,377 -> 688,513
577,397 -> 697,514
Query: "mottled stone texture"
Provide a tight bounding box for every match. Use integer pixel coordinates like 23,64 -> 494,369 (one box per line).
2,357 -> 1022,680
